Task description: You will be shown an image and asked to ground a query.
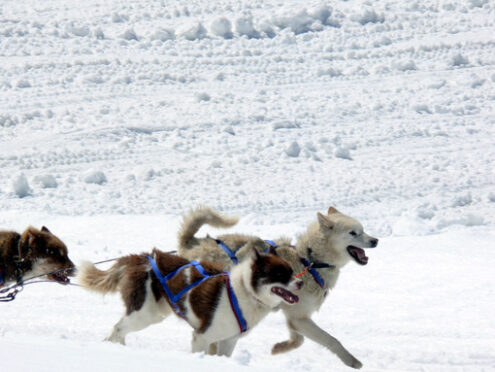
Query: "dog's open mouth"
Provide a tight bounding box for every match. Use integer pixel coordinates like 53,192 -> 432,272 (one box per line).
271,286 -> 299,304
347,246 -> 369,265
49,271 -> 71,285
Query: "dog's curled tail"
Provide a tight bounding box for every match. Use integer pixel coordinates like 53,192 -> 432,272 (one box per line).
178,206 -> 239,249
77,260 -> 124,294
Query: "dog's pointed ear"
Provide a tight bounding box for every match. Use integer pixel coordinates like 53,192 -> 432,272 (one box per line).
317,212 -> 334,229
21,227 -> 41,250
267,245 -> 278,256
252,247 -> 263,261
41,226 -> 51,233
328,206 -> 340,215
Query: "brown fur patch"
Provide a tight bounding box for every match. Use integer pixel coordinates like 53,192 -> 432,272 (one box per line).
251,251 -> 293,293
189,275 -> 225,333
118,255 -> 151,315
0,227 -> 73,283
0,231 -> 23,282
151,249 -> 225,320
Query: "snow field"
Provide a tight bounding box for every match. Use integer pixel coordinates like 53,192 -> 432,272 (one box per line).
0,0 -> 494,370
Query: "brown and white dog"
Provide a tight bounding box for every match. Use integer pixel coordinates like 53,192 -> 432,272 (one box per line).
0,226 -> 74,286
177,206 -> 379,369
78,248 -> 302,356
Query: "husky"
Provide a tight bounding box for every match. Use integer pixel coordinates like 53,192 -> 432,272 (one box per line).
78,247 -> 302,356
177,206 -> 379,369
0,226 -> 74,286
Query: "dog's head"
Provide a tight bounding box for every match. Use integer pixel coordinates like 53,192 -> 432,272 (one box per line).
20,226 -> 74,283
248,248 -> 302,308
316,207 -> 379,267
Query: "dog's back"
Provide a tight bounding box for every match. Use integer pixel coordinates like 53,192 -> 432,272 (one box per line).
177,207 -> 292,267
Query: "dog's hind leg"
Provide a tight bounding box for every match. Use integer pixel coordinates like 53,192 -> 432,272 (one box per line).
105,307 -> 166,345
284,317 -> 363,369
105,284 -> 170,345
271,321 -> 305,354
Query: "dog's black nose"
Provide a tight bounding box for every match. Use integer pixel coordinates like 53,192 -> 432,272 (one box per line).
295,280 -> 303,290
370,239 -> 378,248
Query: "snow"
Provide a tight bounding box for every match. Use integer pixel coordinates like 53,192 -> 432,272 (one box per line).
11,173 -> 32,198
0,0 -> 494,370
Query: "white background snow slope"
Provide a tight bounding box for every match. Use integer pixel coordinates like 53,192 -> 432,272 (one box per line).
0,0 -> 494,371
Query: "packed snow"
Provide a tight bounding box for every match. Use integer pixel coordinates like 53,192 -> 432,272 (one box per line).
0,0 -> 494,371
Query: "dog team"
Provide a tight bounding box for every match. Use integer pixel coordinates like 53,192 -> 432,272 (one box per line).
0,206 -> 378,369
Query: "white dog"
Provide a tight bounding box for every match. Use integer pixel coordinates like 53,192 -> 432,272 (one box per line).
177,206 -> 378,368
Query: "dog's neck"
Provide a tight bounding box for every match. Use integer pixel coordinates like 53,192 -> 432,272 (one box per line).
0,233 -> 32,283
296,222 -> 349,269
230,260 -> 271,326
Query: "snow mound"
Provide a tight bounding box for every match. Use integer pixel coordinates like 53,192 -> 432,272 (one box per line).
179,22 -> 207,41
210,17 -> 233,39
451,53 -> 469,67
84,170 -> 107,185
196,92 -> 211,102
285,141 -> 301,157
65,22 -> 90,37
309,4 -> 332,24
235,15 -> 259,39
334,146 -> 352,160
16,80 -> 31,89
351,7 -> 385,25
272,10 -> 315,35
34,174 -> 58,189
150,28 -> 175,41
120,28 -> 138,41
12,173 -> 32,198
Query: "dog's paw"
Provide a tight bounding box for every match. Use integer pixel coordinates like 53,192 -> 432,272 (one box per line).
271,341 -> 291,355
271,337 -> 304,355
344,355 -> 362,369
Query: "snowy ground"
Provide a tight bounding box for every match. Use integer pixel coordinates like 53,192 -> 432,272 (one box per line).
0,0 -> 494,371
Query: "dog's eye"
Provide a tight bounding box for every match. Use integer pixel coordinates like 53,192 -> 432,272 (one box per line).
349,231 -> 357,236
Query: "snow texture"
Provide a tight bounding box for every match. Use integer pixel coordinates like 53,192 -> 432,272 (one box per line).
0,0 -> 494,371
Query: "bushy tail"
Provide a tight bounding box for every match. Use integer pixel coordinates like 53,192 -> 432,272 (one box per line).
178,206 -> 239,249
77,260 -> 125,294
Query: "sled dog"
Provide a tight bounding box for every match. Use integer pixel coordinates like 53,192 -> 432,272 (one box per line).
0,226 -> 74,286
177,206 -> 378,369
78,248 -> 302,356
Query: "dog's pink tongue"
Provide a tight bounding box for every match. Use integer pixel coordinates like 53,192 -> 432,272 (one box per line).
357,249 -> 368,263
272,287 -> 299,304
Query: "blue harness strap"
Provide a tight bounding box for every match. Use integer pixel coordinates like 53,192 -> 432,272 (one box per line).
264,240 -> 277,253
214,239 -> 238,264
224,274 -> 247,333
300,257 -> 326,289
147,255 -> 247,333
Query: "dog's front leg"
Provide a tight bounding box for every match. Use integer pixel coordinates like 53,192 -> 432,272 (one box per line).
272,320 -> 305,354
191,332 -> 210,354
216,337 -> 239,357
288,317 -> 362,369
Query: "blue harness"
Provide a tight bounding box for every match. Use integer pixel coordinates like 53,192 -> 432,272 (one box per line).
215,239 -> 278,264
300,257 -> 326,288
147,255 -> 247,333
214,239 -> 331,289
